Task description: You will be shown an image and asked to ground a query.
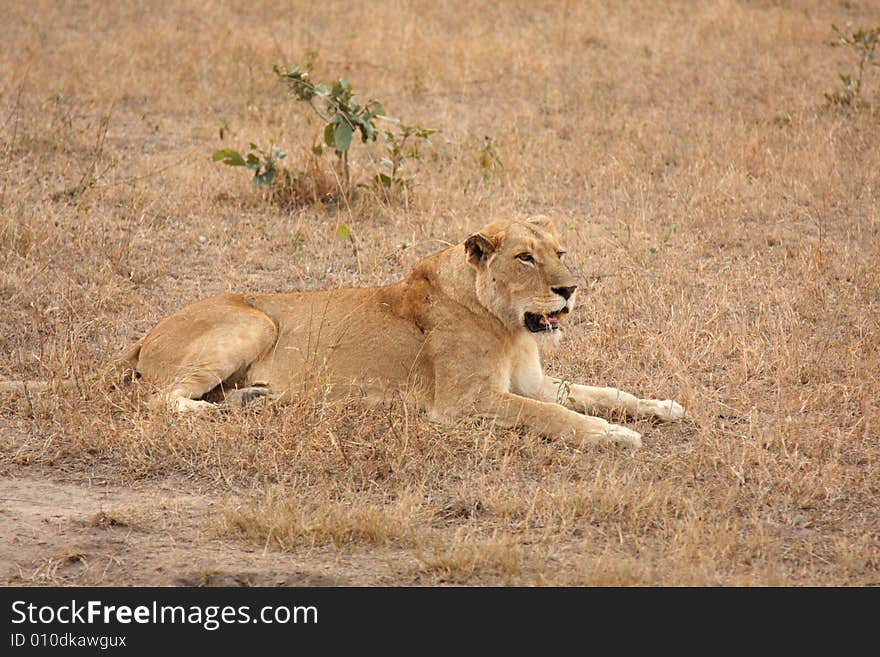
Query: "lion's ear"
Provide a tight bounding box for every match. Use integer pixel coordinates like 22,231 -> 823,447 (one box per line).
528,214 -> 558,234
465,233 -> 496,268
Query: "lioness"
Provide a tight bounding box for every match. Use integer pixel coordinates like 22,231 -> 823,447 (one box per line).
107,215 -> 682,448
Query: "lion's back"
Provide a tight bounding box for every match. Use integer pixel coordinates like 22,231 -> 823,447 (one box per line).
244,286 -> 433,402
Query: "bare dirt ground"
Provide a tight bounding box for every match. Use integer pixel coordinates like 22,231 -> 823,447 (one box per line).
0,449 -> 402,586
2,0 -> 879,586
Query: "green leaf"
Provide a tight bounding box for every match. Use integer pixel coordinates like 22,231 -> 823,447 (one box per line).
211,149 -> 246,166
360,122 -> 374,142
253,170 -> 275,186
324,123 -> 336,148
334,121 -> 353,152
377,173 -> 392,188
336,224 -> 351,240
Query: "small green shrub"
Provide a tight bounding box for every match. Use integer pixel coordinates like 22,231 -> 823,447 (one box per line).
825,24 -> 880,108
213,64 -> 437,205
376,123 -> 438,192
212,142 -> 286,186
212,142 -> 335,206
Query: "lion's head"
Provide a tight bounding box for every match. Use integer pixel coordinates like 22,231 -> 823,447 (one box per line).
465,215 -> 578,342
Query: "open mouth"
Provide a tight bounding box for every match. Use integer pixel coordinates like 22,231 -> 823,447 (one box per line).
524,308 -> 568,333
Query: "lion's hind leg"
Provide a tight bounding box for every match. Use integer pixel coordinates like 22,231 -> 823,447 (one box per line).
134,294 -> 278,413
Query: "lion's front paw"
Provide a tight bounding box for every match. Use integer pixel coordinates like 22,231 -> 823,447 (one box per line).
604,424 -> 642,449
642,399 -> 685,421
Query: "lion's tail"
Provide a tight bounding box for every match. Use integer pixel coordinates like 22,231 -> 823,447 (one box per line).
0,343 -> 142,396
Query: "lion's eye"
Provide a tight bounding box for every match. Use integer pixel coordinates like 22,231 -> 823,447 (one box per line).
557,251 -> 567,259
516,253 -> 535,264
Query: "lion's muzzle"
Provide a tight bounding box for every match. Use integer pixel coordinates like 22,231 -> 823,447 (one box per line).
524,307 -> 569,332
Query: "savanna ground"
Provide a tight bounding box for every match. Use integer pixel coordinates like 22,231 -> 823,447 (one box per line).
1,0 -> 878,586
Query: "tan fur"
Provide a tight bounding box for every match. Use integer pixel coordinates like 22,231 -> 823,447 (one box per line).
3,216 -> 684,447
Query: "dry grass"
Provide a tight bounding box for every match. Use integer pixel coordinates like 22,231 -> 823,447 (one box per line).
2,0 -> 879,585
223,486 -> 426,549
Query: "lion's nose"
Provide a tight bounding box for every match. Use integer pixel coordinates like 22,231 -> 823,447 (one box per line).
552,285 -> 577,300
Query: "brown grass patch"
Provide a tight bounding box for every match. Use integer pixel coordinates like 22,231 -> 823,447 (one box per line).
413,534 -> 523,584
223,488 -> 426,549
